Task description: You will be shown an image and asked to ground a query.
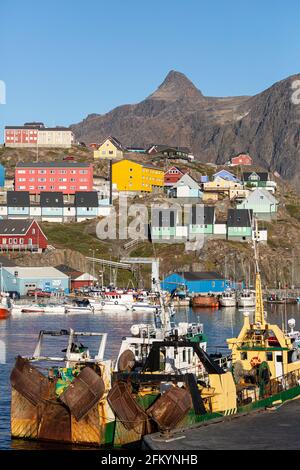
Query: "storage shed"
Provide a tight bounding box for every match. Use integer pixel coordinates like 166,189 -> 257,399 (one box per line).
161,271 -> 230,295
2,266 -> 69,295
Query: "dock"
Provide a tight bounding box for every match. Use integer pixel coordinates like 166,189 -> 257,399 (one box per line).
143,398 -> 300,450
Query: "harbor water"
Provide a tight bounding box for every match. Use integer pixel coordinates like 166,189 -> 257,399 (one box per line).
1,303 -> 300,450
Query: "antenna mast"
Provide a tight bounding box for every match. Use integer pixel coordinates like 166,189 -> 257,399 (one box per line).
253,218 -> 265,326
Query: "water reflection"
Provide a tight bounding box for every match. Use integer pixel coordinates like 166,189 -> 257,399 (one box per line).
1,303 -> 300,449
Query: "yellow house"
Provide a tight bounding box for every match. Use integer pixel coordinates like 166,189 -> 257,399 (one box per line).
94,136 -> 124,160
112,159 -> 164,192
203,176 -> 244,193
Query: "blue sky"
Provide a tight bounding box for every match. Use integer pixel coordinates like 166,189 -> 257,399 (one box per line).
0,0 -> 299,139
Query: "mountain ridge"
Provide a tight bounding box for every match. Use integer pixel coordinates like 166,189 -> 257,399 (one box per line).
70,71 -> 300,185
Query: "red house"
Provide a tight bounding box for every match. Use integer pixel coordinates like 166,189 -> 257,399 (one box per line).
230,153 -> 253,166
164,166 -> 185,187
55,264 -> 97,290
15,162 -> 93,195
0,219 -> 48,252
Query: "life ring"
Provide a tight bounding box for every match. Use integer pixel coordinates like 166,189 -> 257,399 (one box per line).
101,301 -> 105,306
250,356 -> 261,368
114,301 -> 118,305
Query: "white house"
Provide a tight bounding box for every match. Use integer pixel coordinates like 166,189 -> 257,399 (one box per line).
169,174 -> 203,198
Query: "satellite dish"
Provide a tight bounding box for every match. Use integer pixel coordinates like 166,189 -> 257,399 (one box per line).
118,349 -> 136,372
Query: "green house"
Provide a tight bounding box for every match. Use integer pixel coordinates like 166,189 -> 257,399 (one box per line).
227,209 -> 253,241
188,206 -> 215,236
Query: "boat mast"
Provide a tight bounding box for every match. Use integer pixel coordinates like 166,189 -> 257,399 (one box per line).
253,218 -> 265,327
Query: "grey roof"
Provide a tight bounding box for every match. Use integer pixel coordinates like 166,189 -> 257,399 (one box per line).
16,162 -> 90,168
40,192 -> 64,207
0,219 -> 34,235
190,206 -> 215,225
227,209 -> 253,227
7,191 -> 30,207
172,173 -> 200,189
74,191 -> 98,207
244,188 -> 278,204
243,172 -> 269,182
178,271 -> 224,281
100,136 -> 124,151
55,264 -> 82,277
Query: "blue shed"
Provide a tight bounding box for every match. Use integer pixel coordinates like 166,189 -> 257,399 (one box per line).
161,271 -> 231,295
2,266 -> 69,295
0,164 -> 5,188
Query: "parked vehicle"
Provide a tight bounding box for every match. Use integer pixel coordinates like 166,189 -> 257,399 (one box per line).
27,288 -> 51,298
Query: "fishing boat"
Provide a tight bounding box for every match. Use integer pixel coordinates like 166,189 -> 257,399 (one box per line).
10,329 -> 115,446
237,289 -> 256,308
191,294 -> 219,308
89,299 -> 129,312
11,229 -> 300,448
219,290 -> 236,308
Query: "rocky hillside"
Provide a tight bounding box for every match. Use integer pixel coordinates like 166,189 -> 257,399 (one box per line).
70,70 -> 300,187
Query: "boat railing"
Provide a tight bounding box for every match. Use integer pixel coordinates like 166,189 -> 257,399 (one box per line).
263,367 -> 300,398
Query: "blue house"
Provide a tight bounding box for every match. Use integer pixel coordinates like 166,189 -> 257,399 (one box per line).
161,271 -> 231,294
75,191 -> 99,221
0,164 -> 5,188
40,192 -> 64,221
213,170 -> 241,183
7,191 -> 30,217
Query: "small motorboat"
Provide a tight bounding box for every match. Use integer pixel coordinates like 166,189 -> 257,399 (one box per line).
131,302 -> 160,313
65,299 -> 94,314
21,305 -> 46,313
43,304 -> 66,314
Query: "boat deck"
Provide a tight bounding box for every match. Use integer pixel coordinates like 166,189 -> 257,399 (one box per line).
143,398 -> 300,450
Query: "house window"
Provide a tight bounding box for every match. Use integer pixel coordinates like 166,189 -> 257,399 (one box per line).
32,229 -> 36,235
2,238 -> 6,244
266,352 -> 273,361
240,352 -> 247,360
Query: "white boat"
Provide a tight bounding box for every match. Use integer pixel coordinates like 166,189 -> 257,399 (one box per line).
131,302 -> 160,313
115,286 -> 208,377
65,305 -> 94,314
219,290 -> 236,308
21,305 -> 46,313
43,304 -> 66,314
238,289 -> 256,308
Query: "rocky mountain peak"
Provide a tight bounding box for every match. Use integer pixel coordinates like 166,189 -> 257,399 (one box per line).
148,70 -> 204,101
